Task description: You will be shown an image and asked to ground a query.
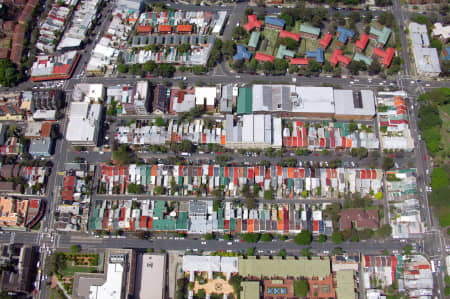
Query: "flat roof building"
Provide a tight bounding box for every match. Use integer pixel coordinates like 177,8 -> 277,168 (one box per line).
65,102 -> 102,146
334,90 -> 376,120
238,256 -> 330,279
134,254 -> 166,299
409,22 -> 441,76
251,85 -> 375,120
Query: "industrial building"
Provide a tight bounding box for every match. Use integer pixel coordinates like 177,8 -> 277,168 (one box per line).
251,85 -> 376,120
225,114 -> 282,149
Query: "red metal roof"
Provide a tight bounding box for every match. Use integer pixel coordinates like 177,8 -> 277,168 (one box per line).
137,25 -> 152,33
290,58 -> 309,65
177,24 -> 193,33
319,33 -> 332,48
244,15 -> 262,32
158,25 -> 172,32
255,52 -> 274,63
279,30 -> 300,42
329,48 -> 351,66
373,47 -> 395,66
355,33 -> 369,50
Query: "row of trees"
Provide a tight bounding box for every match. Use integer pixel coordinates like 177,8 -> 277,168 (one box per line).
117,61 -> 176,78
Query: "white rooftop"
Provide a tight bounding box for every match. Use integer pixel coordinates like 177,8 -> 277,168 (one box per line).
292,87 -> 335,114
89,263 -> 124,299
195,87 -> 216,106
183,255 -> 221,272
334,89 -> 376,117
432,22 -> 450,40
66,102 -> 101,144
135,254 -> 165,299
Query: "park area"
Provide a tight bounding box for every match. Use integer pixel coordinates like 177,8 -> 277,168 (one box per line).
49,250 -> 102,296
180,272 -> 242,299
418,88 -> 450,229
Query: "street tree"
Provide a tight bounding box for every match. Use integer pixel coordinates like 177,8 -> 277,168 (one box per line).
294,231 -> 312,245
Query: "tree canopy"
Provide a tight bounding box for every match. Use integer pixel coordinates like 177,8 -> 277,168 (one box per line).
0,59 -> 22,87
294,231 -> 312,245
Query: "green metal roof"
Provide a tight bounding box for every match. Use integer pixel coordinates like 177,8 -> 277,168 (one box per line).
248,31 -> 261,48
299,24 -> 320,36
276,44 -> 295,59
240,281 -> 260,299
353,52 -> 373,66
237,87 -> 253,114
152,218 -> 176,231
238,257 -> 331,279
370,26 -> 391,45
335,271 -> 357,299
176,212 -> 188,230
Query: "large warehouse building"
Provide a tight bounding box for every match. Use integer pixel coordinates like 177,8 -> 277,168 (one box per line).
250,85 -> 376,120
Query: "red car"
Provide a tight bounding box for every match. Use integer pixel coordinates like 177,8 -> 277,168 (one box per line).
390,154 -> 395,158
314,153 -> 319,157
424,156 -> 427,161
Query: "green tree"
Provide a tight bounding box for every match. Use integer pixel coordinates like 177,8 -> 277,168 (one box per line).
247,247 -> 255,256
382,157 -> 395,171
349,121 -> 358,133
294,231 -> 312,245
117,64 -> 128,73
369,59 -> 381,75
264,189 -> 274,200
263,61 -> 274,74
376,224 -> 392,237
222,40 -> 236,58
154,116 -> 165,127
242,233 -> 260,243
301,247 -> 312,257
331,231 -> 343,244
260,233 -> 273,242
0,59 -> 22,87
205,233 -> 214,240
293,279 -> 309,297
70,244 -> 80,253
127,183 -> 145,194
278,248 -> 287,258
318,234 -> 327,243
154,186 -> 164,195
193,65 -> 207,75
144,60 -> 157,73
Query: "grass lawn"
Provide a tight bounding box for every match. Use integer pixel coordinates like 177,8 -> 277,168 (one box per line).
298,39 -> 320,56
61,263 -> 97,277
365,40 -> 377,57
436,104 -> 450,165
292,21 -> 302,34
260,28 -> 279,56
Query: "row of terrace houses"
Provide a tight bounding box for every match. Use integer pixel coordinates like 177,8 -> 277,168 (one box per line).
100,164 -> 383,198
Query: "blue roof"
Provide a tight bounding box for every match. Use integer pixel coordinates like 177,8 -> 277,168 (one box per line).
265,16 -> 285,28
337,26 -> 355,44
443,47 -> 450,61
233,45 -> 252,61
305,48 -> 324,63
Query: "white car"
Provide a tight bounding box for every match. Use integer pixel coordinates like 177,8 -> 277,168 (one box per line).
227,242 -> 232,245
201,241 -> 206,245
